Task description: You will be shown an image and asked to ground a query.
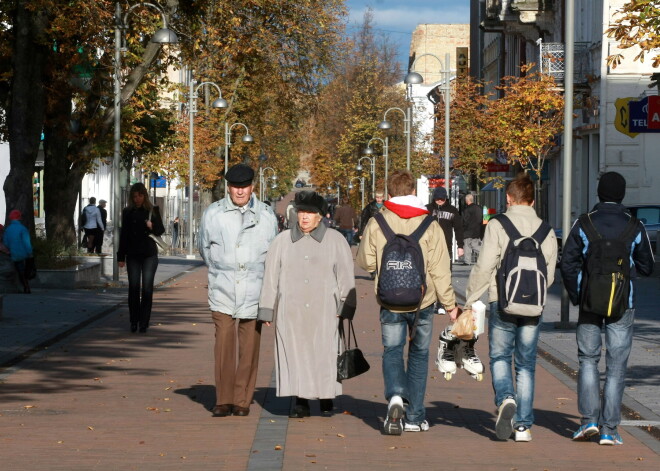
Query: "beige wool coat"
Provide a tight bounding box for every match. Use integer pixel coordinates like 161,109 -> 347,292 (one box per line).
258,222 -> 355,399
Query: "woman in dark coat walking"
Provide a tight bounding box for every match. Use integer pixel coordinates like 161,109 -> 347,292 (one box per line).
117,182 -> 165,333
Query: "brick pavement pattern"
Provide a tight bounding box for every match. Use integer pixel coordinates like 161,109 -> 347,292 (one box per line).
1,261 -> 658,470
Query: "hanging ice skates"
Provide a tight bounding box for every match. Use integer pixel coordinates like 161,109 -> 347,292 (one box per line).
435,326 -> 484,381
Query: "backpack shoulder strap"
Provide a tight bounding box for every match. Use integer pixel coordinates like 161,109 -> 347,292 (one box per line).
374,213 -> 396,242
531,221 -> 552,245
491,214 -> 522,241
578,213 -> 601,241
619,215 -> 639,244
410,215 -> 435,242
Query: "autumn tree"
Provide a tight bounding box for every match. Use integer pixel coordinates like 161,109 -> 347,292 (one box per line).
0,0 -> 346,245
607,0 -> 660,68
429,76 -> 496,186
306,9 -> 405,208
490,65 -> 564,209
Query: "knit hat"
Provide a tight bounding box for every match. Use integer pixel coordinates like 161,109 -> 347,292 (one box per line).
433,186 -> 448,200
597,171 -> 626,203
9,209 -> 21,220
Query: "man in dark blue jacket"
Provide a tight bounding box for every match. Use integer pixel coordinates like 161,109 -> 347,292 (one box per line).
560,172 -> 654,446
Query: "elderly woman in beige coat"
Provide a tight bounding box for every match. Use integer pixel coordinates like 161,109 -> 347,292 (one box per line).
259,191 -> 356,418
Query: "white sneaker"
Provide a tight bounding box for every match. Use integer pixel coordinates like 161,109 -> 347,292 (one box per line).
514,425 -> 532,442
495,398 -> 516,440
404,420 -> 429,432
383,395 -> 404,435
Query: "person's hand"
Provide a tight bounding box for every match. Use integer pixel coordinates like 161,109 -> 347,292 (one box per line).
448,305 -> 462,322
145,219 -> 153,230
458,248 -> 465,257
264,321 -> 271,327
118,261 -> 125,268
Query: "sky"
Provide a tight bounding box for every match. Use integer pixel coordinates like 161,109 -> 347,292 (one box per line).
345,0 -> 471,70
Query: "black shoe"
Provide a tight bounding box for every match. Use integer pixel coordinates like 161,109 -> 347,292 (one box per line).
130,324 -> 138,333
320,399 -> 334,417
139,326 -> 147,333
289,397 -> 310,418
212,404 -> 233,417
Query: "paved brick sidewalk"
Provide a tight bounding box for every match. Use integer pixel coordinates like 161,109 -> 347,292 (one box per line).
0,262 -> 658,470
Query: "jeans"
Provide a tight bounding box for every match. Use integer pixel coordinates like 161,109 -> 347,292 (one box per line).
380,305 -> 434,425
338,228 -> 353,246
463,237 -> 481,264
576,309 -> 634,435
126,254 -> 159,328
488,302 -> 541,428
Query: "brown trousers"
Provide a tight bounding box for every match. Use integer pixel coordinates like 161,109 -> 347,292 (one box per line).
212,313 -> 262,408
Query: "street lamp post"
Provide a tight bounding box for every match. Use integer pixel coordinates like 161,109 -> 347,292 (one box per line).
357,156 -> 375,199
348,177 -> 365,209
365,136 -> 388,196
113,2 -> 178,281
378,107 -> 411,171
259,167 -> 277,201
187,80 -> 227,258
404,52 -> 452,193
224,122 -> 254,197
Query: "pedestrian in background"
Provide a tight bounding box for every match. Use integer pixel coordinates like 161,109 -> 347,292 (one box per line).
117,183 -> 165,333
259,191 -> 356,418
96,199 -> 108,254
427,186 -> 464,266
171,217 -> 180,250
357,192 -> 385,242
462,193 -> 482,265
3,210 -> 33,294
357,170 -> 458,435
82,197 -> 104,254
334,198 -> 356,246
198,164 -> 278,418
561,172 -> 654,446
463,175 -> 557,442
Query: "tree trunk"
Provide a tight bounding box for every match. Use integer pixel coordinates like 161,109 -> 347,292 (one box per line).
43,85 -> 85,247
3,2 -> 49,234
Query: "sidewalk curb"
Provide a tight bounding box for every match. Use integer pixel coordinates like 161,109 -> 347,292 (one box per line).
0,261 -> 204,373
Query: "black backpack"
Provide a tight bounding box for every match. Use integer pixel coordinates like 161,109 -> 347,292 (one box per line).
374,213 -> 434,309
578,213 -> 638,318
494,215 -> 552,317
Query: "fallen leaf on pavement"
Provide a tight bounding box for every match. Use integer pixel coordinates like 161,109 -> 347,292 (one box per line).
274,445 -> 282,450
337,433 -> 345,438
87,426 -> 94,431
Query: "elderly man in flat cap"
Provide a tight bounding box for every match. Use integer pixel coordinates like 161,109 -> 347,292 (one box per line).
198,163 -> 279,417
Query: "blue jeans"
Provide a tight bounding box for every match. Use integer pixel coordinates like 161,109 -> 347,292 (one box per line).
338,228 -> 353,246
488,302 -> 541,428
576,309 -> 634,435
126,254 -> 159,328
380,305 -> 434,425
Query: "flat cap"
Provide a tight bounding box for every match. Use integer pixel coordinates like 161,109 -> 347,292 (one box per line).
225,164 -> 254,187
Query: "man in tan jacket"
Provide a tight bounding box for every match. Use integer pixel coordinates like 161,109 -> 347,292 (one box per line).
461,175 -> 557,442
358,170 -> 458,435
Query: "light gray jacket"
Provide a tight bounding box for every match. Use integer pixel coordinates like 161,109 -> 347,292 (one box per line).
198,194 -> 278,318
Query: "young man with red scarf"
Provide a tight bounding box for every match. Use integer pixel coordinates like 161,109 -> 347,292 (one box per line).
357,170 -> 458,435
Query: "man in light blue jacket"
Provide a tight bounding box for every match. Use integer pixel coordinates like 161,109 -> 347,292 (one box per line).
198,164 -> 278,418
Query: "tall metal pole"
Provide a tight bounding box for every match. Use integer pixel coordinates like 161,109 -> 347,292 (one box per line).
361,178 -> 365,209
444,52 -> 451,193
224,122 -> 229,198
112,3 -> 122,281
558,0 -> 575,328
188,78 -> 195,258
371,158 -> 375,199
384,136 -> 389,197
405,106 -> 411,171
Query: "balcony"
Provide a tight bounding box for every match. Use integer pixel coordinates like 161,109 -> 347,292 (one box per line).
539,41 -> 592,85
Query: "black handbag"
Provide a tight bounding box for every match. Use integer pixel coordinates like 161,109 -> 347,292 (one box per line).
336,319 -> 370,382
24,257 -> 37,280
